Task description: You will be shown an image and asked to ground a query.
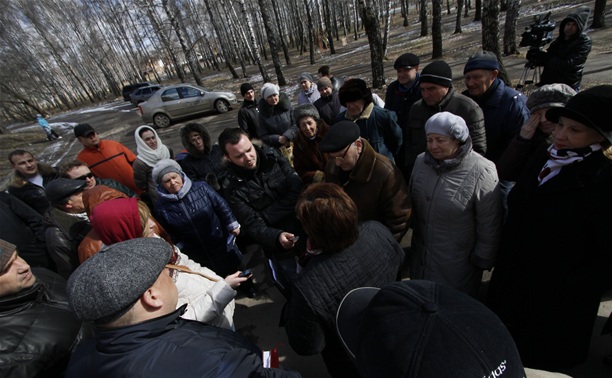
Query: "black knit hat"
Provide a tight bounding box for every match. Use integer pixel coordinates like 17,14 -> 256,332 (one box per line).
240,83 -> 254,96
420,61 -> 453,88
394,53 -> 420,69
338,78 -> 373,107
336,281 -> 526,378
546,85 -> 612,144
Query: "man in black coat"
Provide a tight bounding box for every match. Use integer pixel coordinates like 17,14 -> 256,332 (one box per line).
65,238 -> 299,377
537,6 -> 592,90
0,239 -> 91,377
237,82 -> 260,139
0,192 -> 54,270
218,128 -> 304,293
7,149 -> 59,215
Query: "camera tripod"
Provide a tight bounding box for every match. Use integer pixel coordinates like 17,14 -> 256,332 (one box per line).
515,61 -> 542,93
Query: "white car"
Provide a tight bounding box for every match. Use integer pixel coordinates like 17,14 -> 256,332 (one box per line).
139,84 -> 237,128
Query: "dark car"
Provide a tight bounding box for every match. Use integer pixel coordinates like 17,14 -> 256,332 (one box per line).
122,82 -> 155,101
130,85 -> 162,106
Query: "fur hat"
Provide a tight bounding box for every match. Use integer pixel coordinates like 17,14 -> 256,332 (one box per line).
420,61 -> 453,88
152,159 -> 183,185
546,85 -> 612,144
338,78 -> 372,106
317,77 -> 333,90
261,83 -> 280,99
336,280 -> 526,377
240,83 -> 254,96
463,51 -> 499,74
320,121 -> 360,153
67,238 -> 173,324
526,84 -> 576,112
0,239 -> 17,271
294,104 -> 320,123
394,53 -> 420,69
425,112 -> 469,142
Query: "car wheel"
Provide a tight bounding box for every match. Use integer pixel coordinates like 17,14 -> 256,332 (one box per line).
153,113 -> 171,128
215,99 -> 230,113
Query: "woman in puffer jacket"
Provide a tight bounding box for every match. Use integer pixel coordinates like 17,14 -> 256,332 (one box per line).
89,196 -> 249,329
152,159 -> 242,277
257,83 -> 298,148
409,112 -> 502,297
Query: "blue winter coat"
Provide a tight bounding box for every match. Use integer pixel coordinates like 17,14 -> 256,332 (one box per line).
155,175 -> 240,275
337,104 -> 402,162
463,78 -> 529,163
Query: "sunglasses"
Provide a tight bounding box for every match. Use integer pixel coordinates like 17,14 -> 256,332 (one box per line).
75,172 -> 94,180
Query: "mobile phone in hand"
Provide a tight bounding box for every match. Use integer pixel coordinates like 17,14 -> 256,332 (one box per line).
239,269 -> 252,278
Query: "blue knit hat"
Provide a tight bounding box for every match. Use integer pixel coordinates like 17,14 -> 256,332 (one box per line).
464,51 -> 499,74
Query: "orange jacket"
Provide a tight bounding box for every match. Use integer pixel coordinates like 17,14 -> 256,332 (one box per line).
77,139 -> 142,194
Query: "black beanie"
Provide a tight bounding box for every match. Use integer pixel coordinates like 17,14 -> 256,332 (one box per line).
240,83 -> 254,96
420,61 -> 453,88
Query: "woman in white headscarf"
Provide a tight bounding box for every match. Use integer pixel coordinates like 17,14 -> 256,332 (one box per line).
133,125 -> 173,206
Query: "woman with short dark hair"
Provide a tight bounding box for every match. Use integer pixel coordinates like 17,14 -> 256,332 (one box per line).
284,182 -> 404,378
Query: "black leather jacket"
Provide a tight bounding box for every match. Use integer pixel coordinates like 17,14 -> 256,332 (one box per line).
0,268 -> 92,377
44,209 -> 91,279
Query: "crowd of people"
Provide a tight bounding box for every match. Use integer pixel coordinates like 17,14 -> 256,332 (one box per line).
1,7 -> 609,377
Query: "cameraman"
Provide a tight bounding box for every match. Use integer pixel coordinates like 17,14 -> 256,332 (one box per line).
536,6 -> 592,91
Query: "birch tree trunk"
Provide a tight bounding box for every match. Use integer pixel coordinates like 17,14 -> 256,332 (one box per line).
420,0 -> 428,36
358,0 -> 385,88
503,0 -> 520,55
432,0 -> 443,58
237,0 -> 269,81
257,0 -> 286,85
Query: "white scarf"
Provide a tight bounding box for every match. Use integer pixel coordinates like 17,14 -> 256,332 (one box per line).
537,143 -> 601,186
135,126 -> 171,167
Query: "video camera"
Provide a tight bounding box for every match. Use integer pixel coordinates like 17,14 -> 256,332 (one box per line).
520,12 -> 556,48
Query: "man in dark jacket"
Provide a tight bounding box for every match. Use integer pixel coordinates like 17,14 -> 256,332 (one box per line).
59,160 -> 136,197
537,6 -> 592,91
337,78 -> 403,163
238,82 -> 260,139
463,51 -> 529,164
65,238 -> 299,377
44,179 -> 91,279
321,122 -> 411,242
0,239 -> 90,377
405,60 -> 487,179
0,192 -> 54,270
219,128 -> 304,291
313,77 -> 342,126
178,122 -> 224,189
7,149 -> 59,215
385,53 -> 422,128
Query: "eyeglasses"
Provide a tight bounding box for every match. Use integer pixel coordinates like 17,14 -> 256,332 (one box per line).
329,143 -> 354,162
75,172 -> 94,180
